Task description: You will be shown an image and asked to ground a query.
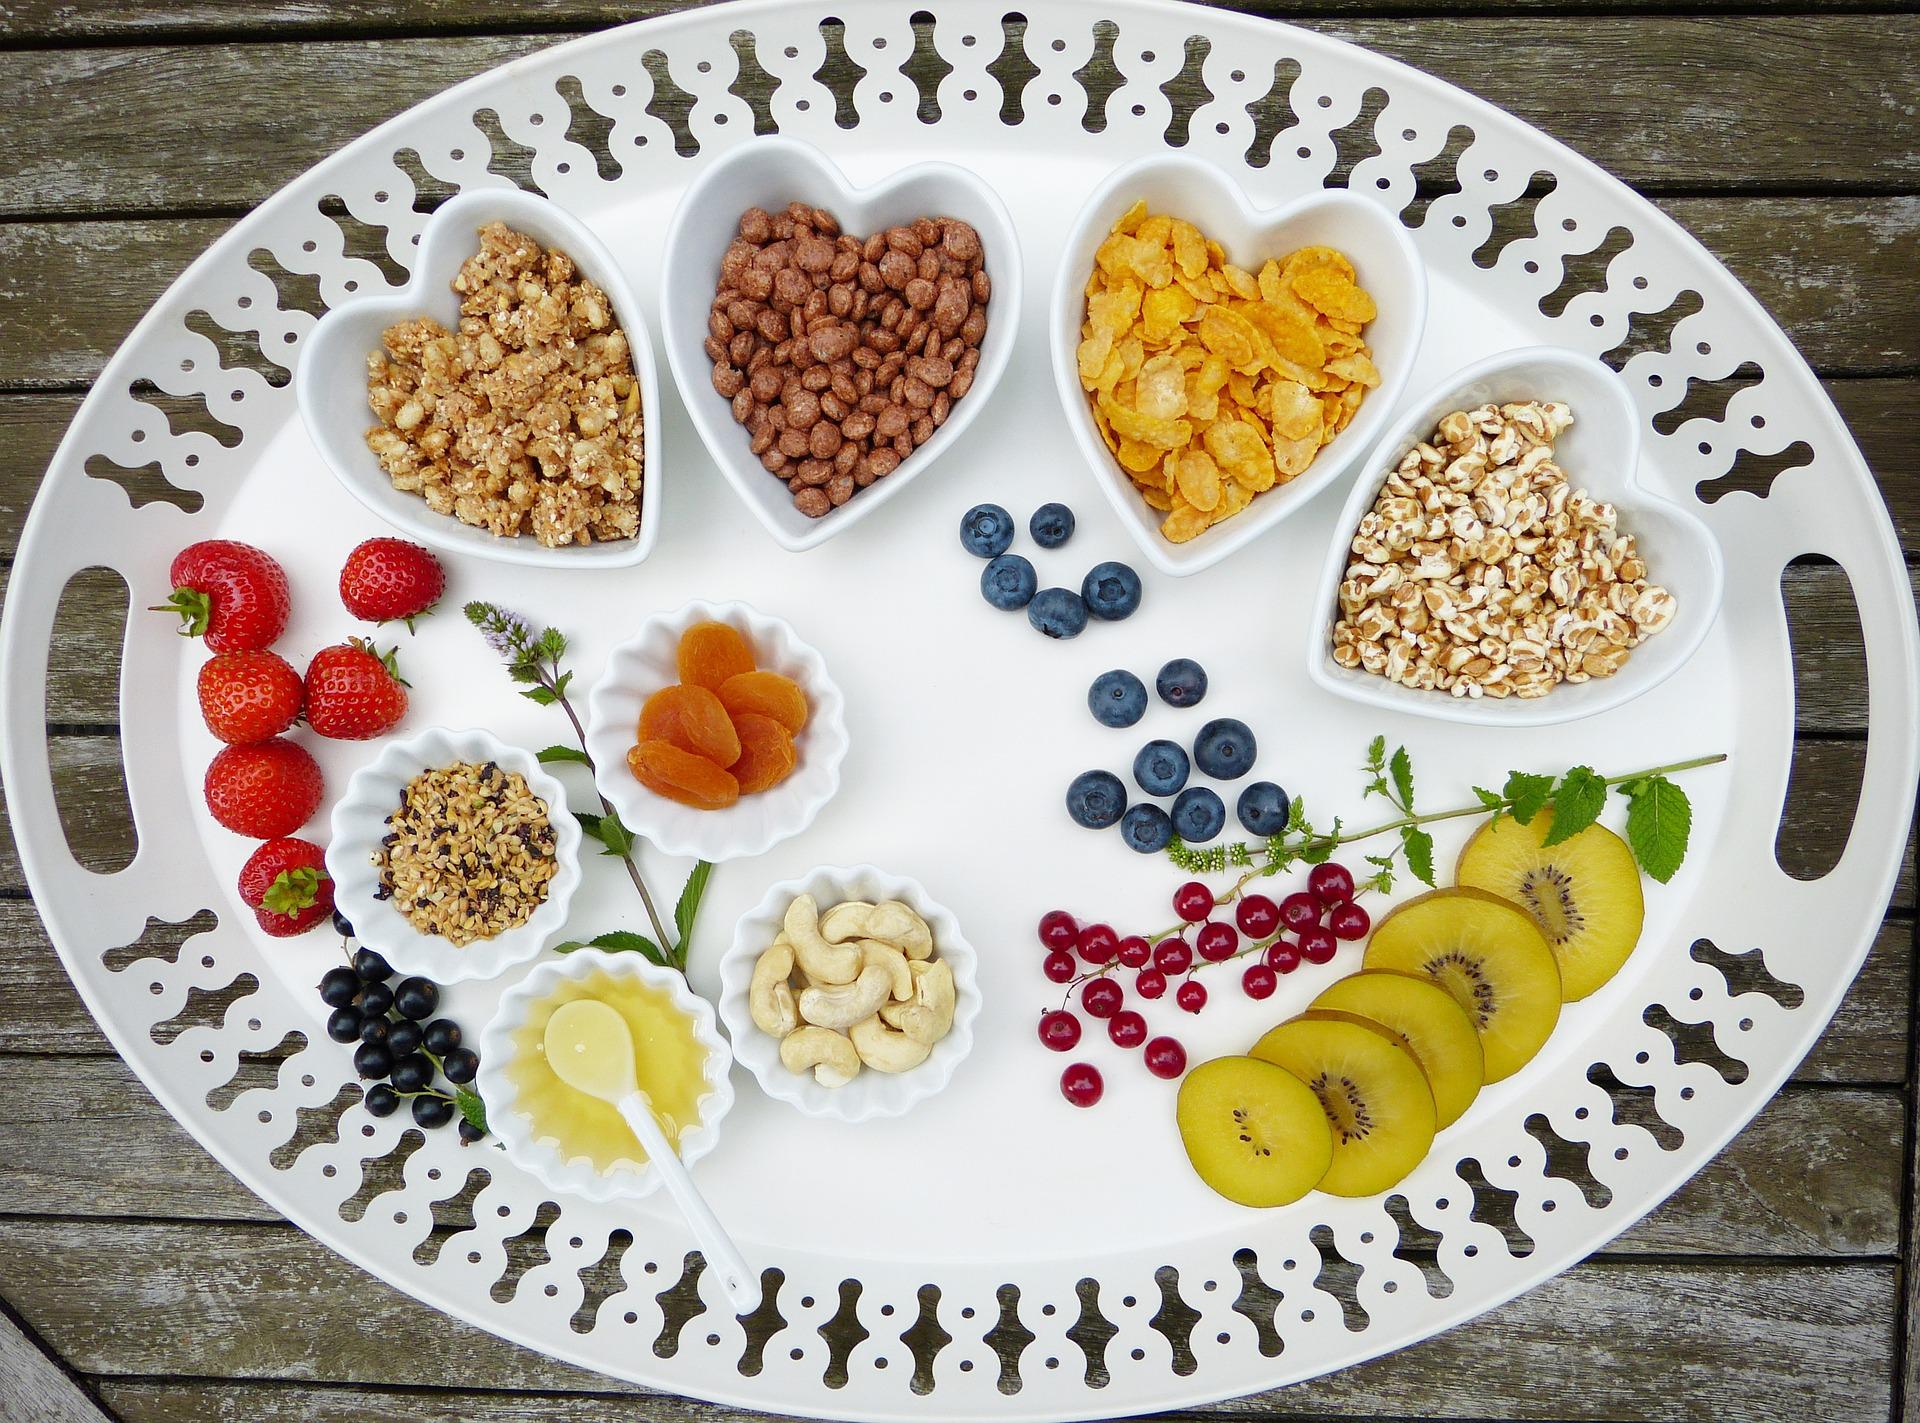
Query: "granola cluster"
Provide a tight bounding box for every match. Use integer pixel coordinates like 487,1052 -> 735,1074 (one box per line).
377,761 -> 558,946
365,222 -> 643,548
1331,401 -> 1675,699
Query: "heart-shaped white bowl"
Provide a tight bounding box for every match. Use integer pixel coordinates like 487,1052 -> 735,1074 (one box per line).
715,864 -> 982,1123
582,600 -> 849,863
659,136 -> 1023,553
1050,154 -> 1427,578
295,188 -> 663,569
476,948 -> 735,1204
1307,346 -> 1725,726
326,727 -> 583,984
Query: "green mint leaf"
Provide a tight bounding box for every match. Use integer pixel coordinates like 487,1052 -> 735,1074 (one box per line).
521,685 -> 558,706
452,1086 -> 488,1136
594,930 -> 668,965
573,811 -> 604,844
1401,825 -> 1436,886
1622,775 -> 1692,883
596,809 -> 635,859
507,664 -> 541,684
261,866 -> 327,917
1503,771 -> 1556,824
554,669 -> 573,697
1473,786 -> 1505,811
1389,745 -> 1416,810
1366,734 -> 1386,771
1299,818 -> 1341,864
1543,766 -> 1607,846
536,745 -> 590,765
674,860 -> 715,950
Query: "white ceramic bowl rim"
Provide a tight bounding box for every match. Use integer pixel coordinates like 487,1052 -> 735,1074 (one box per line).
659,135 -> 1024,552
1306,344 -> 1727,726
475,948 -> 735,1204
293,187 -> 664,569
1050,152 -> 1429,577
325,727 -> 584,984
715,864 -> 982,1123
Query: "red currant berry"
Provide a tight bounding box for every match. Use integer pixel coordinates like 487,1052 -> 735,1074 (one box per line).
1308,862 -> 1356,906
1172,881 -> 1215,923
1039,910 -> 1079,951
1175,980 -> 1208,1014
1135,968 -> 1168,999
1037,1010 -> 1081,1052
1265,940 -> 1303,973
1195,921 -> 1239,961
1154,939 -> 1193,975
1328,901 -> 1371,941
1060,1062 -> 1104,1107
1042,950 -> 1077,983
1143,1036 -> 1187,1080
1107,1009 -> 1148,1049
1081,977 -> 1125,1020
1235,893 -> 1279,938
1115,934 -> 1152,968
1077,922 -> 1120,964
1279,892 -> 1321,932
1241,964 -> 1278,1000
1299,924 -> 1337,964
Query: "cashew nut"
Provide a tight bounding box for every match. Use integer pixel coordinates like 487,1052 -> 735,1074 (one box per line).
784,893 -> 861,985
849,1014 -> 933,1073
779,1025 -> 861,1087
797,962 -> 894,1031
880,958 -> 956,1046
817,899 -> 932,960
749,941 -> 800,1038
859,939 -> 914,1001
817,900 -> 876,943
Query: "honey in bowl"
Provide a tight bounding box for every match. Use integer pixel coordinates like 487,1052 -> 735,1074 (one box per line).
503,969 -> 711,1173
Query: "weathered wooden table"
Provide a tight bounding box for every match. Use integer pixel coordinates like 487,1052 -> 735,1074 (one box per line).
1,3 -> 1915,1420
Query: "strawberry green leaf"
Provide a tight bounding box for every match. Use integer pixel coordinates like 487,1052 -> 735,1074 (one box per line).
1621,775 -> 1692,883
1503,771 -> 1556,824
1543,766 -> 1607,846
150,588 -> 212,638
261,866 -> 326,918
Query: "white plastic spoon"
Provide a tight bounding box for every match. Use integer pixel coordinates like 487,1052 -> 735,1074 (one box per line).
543,999 -> 757,1314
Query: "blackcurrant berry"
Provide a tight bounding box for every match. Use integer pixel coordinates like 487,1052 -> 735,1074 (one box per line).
326,1006 -> 363,1044
363,1084 -> 401,1117
353,1040 -> 394,1080
359,1015 -> 391,1046
411,1094 -> 456,1128
352,947 -> 392,982
458,1117 -> 486,1144
387,1019 -> 423,1058
390,1052 -> 435,1094
441,1047 -> 480,1085
422,1018 -> 462,1056
356,981 -> 394,1018
319,966 -> 360,1009
393,976 -> 439,1021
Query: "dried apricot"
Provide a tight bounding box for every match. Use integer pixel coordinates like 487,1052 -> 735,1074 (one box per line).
717,670 -> 809,734
729,712 -> 796,793
638,684 -> 741,768
627,739 -> 739,810
676,621 -> 756,690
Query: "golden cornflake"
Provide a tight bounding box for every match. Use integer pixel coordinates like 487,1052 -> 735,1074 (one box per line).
1076,208 -> 1379,542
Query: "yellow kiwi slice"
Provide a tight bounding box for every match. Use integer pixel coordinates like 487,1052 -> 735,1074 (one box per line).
1307,970 -> 1486,1130
1249,1016 -> 1436,1197
1176,1056 -> 1335,1207
1456,810 -> 1646,1002
1362,887 -> 1561,1083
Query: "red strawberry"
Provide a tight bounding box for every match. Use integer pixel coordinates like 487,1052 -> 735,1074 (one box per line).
340,538 -> 445,628
197,650 -> 304,745
205,738 -> 323,837
305,640 -> 408,740
238,837 -> 334,937
153,541 -> 291,652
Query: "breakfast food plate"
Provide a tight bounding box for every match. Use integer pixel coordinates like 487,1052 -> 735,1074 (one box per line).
1,1 -> 1915,1419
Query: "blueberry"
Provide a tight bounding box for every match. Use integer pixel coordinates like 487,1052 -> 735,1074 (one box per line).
393,976 -> 439,1022
1156,657 -> 1208,708
353,1040 -> 394,1081
390,1052 -> 435,1094
387,1018 -> 423,1058
1087,669 -> 1148,728
363,1084 -> 401,1118
441,1047 -> 480,1085
422,1018 -> 463,1056
980,554 -> 1037,611
1066,770 -> 1128,830
1029,502 -> 1075,548
412,1094 -> 456,1129
326,1006 -> 363,1044
1237,780 -> 1292,836
1133,739 -> 1190,797
1120,803 -> 1174,854
319,966 -> 360,1009
1028,588 -> 1089,639
1080,561 -> 1142,621
352,947 -> 392,982
1171,786 -> 1226,843
1194,717 -> 1258,780
356,980 -> 393,1018
959,503 -> 1014,558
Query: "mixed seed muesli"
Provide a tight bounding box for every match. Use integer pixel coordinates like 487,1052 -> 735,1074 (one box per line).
377,760 -> 559,945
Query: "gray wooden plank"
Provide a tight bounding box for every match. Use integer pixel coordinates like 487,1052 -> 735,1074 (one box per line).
0,1309 -> 112,1423
0,1049 -> 1894,1254
0,1217 -> 1886,1418
0,20 -> 1916,221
